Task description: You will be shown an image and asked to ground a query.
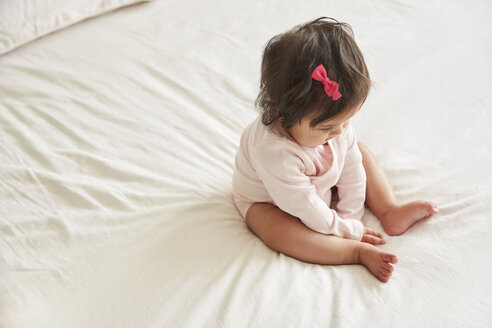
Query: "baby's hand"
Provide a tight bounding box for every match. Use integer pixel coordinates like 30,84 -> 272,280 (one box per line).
361,227 -> 385,245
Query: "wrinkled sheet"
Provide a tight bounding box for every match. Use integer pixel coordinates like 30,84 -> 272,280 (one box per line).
1,0 -> 491,327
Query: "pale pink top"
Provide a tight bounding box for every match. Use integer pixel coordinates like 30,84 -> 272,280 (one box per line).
232,115 -> 366,241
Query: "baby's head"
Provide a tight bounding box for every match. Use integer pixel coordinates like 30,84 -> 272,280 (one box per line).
256,17 -> 371,146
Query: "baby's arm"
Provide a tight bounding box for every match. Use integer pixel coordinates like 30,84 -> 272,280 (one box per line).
336,123 -> 366,221
253,143 -> 364,241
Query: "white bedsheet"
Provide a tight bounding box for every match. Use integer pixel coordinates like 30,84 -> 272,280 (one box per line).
1,0 -> 491,327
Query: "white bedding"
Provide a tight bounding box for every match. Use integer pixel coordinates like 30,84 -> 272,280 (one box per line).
1,0 -> 491,327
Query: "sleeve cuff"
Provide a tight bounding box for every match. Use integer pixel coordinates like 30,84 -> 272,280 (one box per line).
350,220 -> 365,241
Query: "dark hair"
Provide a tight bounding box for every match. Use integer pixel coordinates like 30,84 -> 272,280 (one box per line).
256,17 -> 371,129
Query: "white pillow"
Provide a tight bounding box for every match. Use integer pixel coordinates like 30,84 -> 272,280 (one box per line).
0,0 -> 151,55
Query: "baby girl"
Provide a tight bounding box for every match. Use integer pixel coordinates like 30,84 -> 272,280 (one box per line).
232,17 -> 438,282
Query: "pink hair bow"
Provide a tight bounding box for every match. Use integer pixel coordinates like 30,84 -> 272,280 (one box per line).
312,64 -> 342,100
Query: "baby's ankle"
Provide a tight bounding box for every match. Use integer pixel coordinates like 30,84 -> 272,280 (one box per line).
380,203 -> 399,222
352,243 -> 365,264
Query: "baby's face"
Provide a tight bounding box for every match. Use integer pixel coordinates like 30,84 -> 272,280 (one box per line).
286,111 -> 353,148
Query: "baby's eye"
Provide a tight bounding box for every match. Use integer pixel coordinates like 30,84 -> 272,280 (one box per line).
320,127 -> 332,131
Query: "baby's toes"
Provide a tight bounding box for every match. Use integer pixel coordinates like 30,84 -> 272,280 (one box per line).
381,262 -> 394,273
383,254 -> 398,264
418,201 -> 438,217
426,202 -> 439,215
378,270 -> 392,282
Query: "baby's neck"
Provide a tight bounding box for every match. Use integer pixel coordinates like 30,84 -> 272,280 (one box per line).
268,120 -> 291,139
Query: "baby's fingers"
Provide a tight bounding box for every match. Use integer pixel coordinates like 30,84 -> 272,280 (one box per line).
361,233 -> 386,245
364,227 -> 384,239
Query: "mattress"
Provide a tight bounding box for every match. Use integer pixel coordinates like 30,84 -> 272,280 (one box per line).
1,0 -> 491,327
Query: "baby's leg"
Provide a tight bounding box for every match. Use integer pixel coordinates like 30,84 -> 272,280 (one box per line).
358,142 -> 438,236
245,202 -> 398,282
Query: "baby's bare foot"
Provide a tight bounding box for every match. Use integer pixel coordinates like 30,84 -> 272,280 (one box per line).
357,244 -> 398,283
381,201 -> 438,236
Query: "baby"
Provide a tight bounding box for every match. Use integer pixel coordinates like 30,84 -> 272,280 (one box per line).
232,17 -> 438,282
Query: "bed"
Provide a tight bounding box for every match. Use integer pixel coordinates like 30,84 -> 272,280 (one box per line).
1,0 -> 491,327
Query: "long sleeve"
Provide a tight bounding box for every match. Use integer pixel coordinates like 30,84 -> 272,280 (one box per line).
335,123 -> 366,221
252,143 -> 364,241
